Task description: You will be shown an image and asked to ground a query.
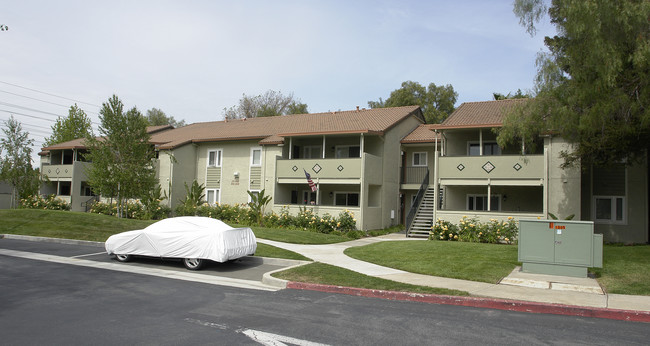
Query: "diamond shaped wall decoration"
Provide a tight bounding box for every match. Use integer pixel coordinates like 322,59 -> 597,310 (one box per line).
513,163 -> 522,171
337,165 -> 344,172
312,164 -> 322,173
482,161 -> 495,173
292,165 -> 298,172
457,164 -> 465,171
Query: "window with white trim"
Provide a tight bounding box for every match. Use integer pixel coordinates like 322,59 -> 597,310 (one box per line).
206,189 -> 220,205
412,152 -> 427,166
334,192 -> 359,207
248,190 -> 260,203
594,196 -> 625,223
467,194 -> 500,211
208,149 -> 222,167
250,147 -> 262,166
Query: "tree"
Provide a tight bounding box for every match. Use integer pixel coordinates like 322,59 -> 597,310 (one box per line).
145,108 -> 185,128
247,189 -> 272,226
224,90 -> 308,119
368,81 -> 458,124
84,95 -> 157,217
499,0 -> 650,167
0,116 -> 39,208
493,89 -> 530,100
44,104 -> 93,146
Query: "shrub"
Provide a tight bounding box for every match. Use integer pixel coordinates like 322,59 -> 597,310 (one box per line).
429,216 -> 518,244
20,194 -> 71,211
429,219 -> 459,241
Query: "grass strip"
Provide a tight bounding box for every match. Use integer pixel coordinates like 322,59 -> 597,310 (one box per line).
272,262 -> 469,296
345,240 -> 520,284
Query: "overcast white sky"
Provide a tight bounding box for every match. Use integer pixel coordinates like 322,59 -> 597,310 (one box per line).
0,0 -> 554,159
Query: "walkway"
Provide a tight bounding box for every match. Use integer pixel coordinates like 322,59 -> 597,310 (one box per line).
257,233 -> 650,313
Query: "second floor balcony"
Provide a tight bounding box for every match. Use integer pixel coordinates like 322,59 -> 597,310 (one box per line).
276,153 -> 383,184
438,154 -> 544,182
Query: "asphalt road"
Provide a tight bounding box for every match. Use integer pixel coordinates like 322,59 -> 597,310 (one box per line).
1,239 -> 648,345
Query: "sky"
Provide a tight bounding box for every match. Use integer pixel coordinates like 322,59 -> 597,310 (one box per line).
0,0 -> 555,162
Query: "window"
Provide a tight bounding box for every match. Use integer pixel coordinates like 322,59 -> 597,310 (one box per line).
59,181 -> 71,196
80,182 -> 95,196
206,189 -> 220,205
412,152 -> 427,166
335,192 -> 359,207
208,149 -> 222,167
250,147 -> 262,166
248,190 -> 260,203
468,142 -> 501,156
303,191 -> 317,205
594,196 -> 625,223
335,145 -> 361,158
304,146 -> 322,159
467,194 -> 500,211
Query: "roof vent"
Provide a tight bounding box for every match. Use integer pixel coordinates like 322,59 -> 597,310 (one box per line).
356,106 -> 360,111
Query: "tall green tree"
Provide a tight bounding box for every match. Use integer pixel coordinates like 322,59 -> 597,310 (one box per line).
0,116 -> 39,207
500,0 -> 650,167
84,95 -> 157,217
368,81 -> 458,124
145,108 -> 185,128
493,89 -> 530,100
44,104 -> 93,146
224,90 -> 308,119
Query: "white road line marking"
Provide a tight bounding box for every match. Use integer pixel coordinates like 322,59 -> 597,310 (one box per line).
0,249 -> 280,292
240,328 -> 330,346
71,251 -> 106,258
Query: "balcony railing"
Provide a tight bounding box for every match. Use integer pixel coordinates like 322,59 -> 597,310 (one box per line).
400,166 -> 428,184
276,157 -> 363,180
438,155 -> 544,180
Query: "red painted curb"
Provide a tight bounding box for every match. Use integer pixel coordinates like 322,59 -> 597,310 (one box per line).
286,282 -> 650,323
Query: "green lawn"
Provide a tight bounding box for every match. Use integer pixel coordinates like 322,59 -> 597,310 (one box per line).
591,244 -> 650,295
2,209 -> 648,296
271,262 -> 469,296
0,209 -> 155,241
345,240 -> 520,284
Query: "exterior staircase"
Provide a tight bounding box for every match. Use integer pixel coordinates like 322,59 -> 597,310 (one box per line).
407,187 -> 436,238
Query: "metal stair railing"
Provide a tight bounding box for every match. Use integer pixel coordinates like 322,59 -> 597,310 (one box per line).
405,169 -> 429,237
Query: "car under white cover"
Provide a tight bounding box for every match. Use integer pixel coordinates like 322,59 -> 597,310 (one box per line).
105,216 -> 257,270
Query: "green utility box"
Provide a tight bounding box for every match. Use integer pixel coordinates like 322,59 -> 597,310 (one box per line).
518,219 -> 603,278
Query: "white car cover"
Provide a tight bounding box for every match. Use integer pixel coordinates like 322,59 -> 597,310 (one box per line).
105,217 -> 257,263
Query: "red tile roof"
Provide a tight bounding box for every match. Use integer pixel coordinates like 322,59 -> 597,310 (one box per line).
41,106 -> 424,151
401,124 -> 441,144
439,99 -> 529,129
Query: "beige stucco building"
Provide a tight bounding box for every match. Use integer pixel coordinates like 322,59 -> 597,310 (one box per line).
400,99 -> 648,244
38,102 -> 648,243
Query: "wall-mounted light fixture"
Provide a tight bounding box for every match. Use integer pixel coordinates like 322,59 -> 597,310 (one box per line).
234,171 -> 239,178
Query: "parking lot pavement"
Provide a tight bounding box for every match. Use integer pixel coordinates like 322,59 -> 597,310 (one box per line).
0,237 -> 294,290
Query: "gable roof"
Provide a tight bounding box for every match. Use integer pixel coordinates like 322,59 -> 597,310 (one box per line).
401,124 -> 441,144
41,106 -> 424,152
151,106 -> 423,149
40,124 -> 176,153
439,99 -> 529,129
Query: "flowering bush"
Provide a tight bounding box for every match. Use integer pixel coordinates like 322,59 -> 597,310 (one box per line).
89,200 -> 170,220
429,219 -> 459,241
20,194 -> 71,211
429,216 -> 518,244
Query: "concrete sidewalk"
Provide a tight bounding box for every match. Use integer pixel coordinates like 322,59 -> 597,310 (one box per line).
257,233 -> 650,316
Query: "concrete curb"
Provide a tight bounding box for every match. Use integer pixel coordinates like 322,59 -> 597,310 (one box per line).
1,234 -> 105,248
286,282 -> 650,323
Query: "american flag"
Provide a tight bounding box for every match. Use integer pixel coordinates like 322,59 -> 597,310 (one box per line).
304,169 -> 317,192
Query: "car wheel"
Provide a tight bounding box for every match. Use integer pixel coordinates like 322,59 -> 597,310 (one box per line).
183,258 -> 205,271
115,254 -> 132,262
